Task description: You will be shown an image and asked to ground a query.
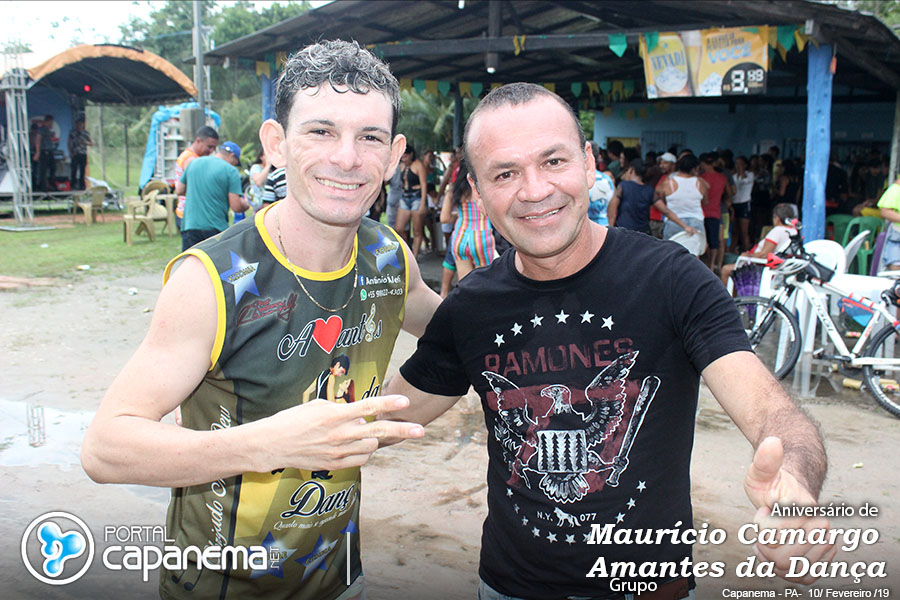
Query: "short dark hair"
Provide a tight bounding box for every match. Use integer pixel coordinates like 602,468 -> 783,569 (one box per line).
607,140 -> 624,156
275,39 -> 400,135
331,354 -> 350,370
628,159 -> 646,180
196,126 -> 219,141
463,82 -> 584,183
403,145 -> 416,160
676,154 -> 700,174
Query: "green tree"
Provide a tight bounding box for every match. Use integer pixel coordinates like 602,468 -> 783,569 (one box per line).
397,89 -> 478,153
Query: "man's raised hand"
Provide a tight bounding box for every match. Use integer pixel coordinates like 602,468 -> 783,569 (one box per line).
744,436 -> 837,584
253,394 -> 424,474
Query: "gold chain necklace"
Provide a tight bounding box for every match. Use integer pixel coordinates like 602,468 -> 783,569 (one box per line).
275,208 -> 358,313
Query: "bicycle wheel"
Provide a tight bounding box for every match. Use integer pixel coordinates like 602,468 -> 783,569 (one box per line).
733,296 -> 802,380
861,325 -> 900,418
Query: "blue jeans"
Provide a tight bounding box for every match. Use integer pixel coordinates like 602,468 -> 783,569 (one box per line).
663,217 -> 704,241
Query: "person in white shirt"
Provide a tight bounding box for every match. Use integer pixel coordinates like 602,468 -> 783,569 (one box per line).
733,155 -> 756,252
720,202 -> 798,285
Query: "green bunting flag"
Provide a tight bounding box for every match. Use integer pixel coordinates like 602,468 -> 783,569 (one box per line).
609,33 -> 628,57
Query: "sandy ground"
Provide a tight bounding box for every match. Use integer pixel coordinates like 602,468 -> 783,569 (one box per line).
2,266 -> 900,599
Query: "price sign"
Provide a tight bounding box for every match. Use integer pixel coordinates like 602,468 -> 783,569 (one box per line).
722,62 -> 767,95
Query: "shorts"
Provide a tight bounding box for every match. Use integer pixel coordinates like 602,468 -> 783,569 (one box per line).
879,225 -> 900,273
400,191 -> 421,212
450,227 -> 495,267
703,217 -> 721,250
733,201 -> 751,220
443,243 -> 457,271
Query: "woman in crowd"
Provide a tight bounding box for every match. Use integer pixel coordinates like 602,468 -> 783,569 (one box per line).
733,155 -> 755,251
441,159 -> 495,283
394,145 -> 429,257
608,160 -> 697,237
659,153 -> 709,241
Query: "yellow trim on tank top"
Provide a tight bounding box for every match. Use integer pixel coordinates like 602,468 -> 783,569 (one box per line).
255,202 -> 358,281
163,249 -> 227,371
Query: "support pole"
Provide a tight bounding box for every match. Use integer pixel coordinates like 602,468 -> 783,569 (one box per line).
802,43 -> 833,242
124,124 -> 130,187
452,90 -> 463,149
261,74 -> 274,122
99,104 -> 106,181
193,1 -> 206,119
890,91 -> 900,182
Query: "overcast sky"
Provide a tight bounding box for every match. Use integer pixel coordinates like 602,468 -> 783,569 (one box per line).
2,1 -> 323,58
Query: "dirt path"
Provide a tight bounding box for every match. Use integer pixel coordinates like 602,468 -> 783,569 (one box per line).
2,272 -> 899,598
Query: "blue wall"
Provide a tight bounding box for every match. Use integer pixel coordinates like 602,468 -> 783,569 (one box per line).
593,100 -> 894,157
25,86 -> 76,157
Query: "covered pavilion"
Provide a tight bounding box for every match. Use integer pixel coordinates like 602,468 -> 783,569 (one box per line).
204,0 -> 900,240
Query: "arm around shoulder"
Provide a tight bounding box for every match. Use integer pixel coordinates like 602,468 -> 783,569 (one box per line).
400,237 -> 441,337
378,372 -> 461,446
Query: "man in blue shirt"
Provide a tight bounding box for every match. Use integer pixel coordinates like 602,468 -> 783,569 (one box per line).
176,141 -> 249,250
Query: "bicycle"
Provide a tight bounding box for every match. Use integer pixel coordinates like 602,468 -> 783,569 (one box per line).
733,228 -> 900,418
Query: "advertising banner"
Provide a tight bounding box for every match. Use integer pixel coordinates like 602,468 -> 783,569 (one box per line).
641,26 -> 769,98
696,26 -> 770,96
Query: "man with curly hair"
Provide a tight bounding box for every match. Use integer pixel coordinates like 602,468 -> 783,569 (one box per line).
83,40 -> 440,600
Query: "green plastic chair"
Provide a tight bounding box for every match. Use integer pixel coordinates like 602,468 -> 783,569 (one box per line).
826,214 -> 853,243
842,216 -> 884,274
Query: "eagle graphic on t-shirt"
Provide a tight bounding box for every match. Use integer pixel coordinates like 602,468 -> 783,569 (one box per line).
483,351 -> 660,503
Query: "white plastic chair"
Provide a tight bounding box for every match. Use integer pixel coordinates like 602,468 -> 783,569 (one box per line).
842,230 -> 871,271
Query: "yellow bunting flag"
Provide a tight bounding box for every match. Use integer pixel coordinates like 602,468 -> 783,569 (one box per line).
399,78 -> 413,91
586,81 -> 600,96
491,82 -> 502,91
611,80 -> 624,101
255,61 -> 270,77
425,80 -> 439,95
794,29 -> 808,52
542,82 -> 556,94
459,81 -> 472,97
276,51 -> 287,66
513,35 -> 526,56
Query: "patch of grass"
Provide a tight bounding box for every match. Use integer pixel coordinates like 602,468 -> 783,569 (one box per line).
0,220 -> 182,279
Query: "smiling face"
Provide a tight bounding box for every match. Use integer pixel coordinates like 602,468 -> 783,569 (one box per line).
466,95 -> 596,273
265,84 -> 405,229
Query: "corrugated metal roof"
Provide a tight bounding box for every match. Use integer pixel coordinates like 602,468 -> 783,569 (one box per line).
203,0 -> 900,97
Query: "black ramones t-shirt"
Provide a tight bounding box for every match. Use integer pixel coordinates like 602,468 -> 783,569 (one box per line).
400,227 -> 751,599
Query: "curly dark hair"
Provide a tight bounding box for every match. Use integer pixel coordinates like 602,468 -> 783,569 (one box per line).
275,39 -> 400,135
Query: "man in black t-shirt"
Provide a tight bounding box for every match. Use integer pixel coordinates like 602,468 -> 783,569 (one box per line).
383,83 -> 833,600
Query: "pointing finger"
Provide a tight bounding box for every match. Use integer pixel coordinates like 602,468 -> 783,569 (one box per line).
358,419 -> 424,441
347,394 -> 410,419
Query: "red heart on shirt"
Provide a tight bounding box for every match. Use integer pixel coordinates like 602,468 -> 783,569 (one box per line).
312,316 -> 343,353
